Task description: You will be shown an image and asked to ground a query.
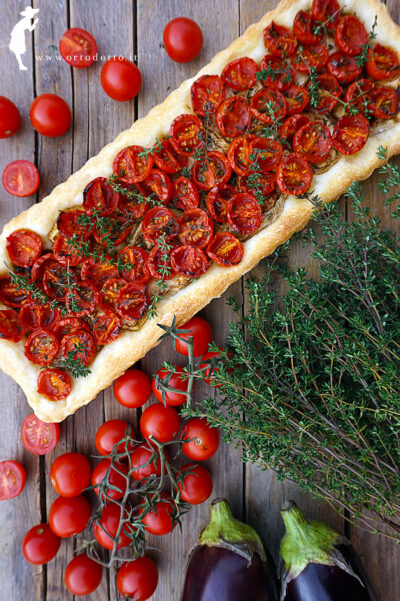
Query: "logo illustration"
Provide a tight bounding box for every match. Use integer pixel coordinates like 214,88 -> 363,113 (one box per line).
9,6 -> 39,71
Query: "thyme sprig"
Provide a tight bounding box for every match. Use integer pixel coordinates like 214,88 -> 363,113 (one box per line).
355,15 -> 378,68
147,234 -> 174,319
312,7 -> 343,36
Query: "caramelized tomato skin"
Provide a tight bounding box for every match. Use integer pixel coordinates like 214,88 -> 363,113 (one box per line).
37,368 -> 72,400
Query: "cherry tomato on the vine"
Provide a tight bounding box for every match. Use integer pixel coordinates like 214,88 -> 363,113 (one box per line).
152,366 -> 191,406
93,502 -> 132,550
95,419 -> 133,455
178,464 -> 213,504
64,554 -> 103,596
163,17 -> 203,63
91,458 -> 128,501
182,417 -> 220,461
50,452 -> 92,498
140,493 -> 176,535
174,316 -> 213,357
140,404 -> 180,443
49,495 -> 91,537
117,556 -> 159,601
21,414 -> 60,455
29,94 -> 71,137
22,523 -> 60,565
101,57 -> 142,101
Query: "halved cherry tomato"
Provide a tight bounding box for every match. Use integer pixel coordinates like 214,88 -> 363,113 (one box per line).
81,257 -> 117,289
227,193 -> 263,235
292,43 -> 328,73
140,404 -> 180,443
21,413 -> 60,456
57,207 -> 93,239
178,464 -> 213,505
64,554 -> 102,596
276,152 -> 313,195
259,55 -> 294,91
148,245 -> 176,281
310,73 -> 342,113
311,0 -> 341,30
31,253 -> 59,282
0,276 -> 28,308
6,229 -> 42,267
152,366 -> 191,406
142,168 -> 172,204
171,245 -> 209,278
366,44 -> 400,81
191,74 -> 225,116
59,27 -> 97,68
0,460 -> 26,500
206,232 -> 244,266
43,263 -> 75,301
83,177 -> 119,216
221,57 -> 258,91
118,182 -> 149,219
49,495 -> 91,537
263,22 -> 297,57
153,140 -> 187,175
2,161 -> 40,197
293,121 -> 332,164
53,233 -> 83,267
100,278 -> 126,310
182,417 -> 220,460
175,315 -> 213,357
0,308 -> 24,342
37,368 -> 71,400
25,328 -> 59,366
326,52 -> 362,84
250,89 -> 287,124
113,369 -> 151,409
101,57 -> 142,101
249,137 -> 283,173
206,185 -> 236,222
93,502 -> 132,550
283,86 -> 310,115
140,493 -> 176,535
50,452 -> 92,498
293,10 -> 322,45
61,329 -> 96,367
92,458 -> 128,500
116,282 -> 148,322
66,281 -> 99,317
90,305 -> 122,345
163,17 -> 203,63
216,97 -> 251,138
113,146 -> 154,184
95,419 -> 132,456
117,246 -> 150,284
172,176 -> 200,211
335,15 -> 368,57
0,96 -> 21,138
53,317 -> 90,340
280,114 -> 310,143
20,301 -> 60,332
369,86 -> 398,120
344,79 -> 375,114
332,113 -> 370,155
93,212 -> 131,249
178,208 -> 214,249
170,114 -> 204,156
239,172 -> 276,206
116,557 -> 158,601
29,94 -> 71,137
22,523 -> 60,565
227,135 -> 255,176
131,444 -> 166,480
142,206 -> 178,243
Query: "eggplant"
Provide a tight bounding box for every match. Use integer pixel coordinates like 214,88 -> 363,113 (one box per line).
180,497 -> 278,601
279,501 -> 377,601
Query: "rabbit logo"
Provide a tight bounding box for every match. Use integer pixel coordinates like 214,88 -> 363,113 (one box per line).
9,6 -> 39,71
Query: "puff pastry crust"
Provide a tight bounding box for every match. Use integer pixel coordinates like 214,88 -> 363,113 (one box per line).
1,0 -> 400,422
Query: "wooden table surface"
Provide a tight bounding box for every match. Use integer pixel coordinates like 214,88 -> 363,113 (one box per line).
0,1 -> 399,599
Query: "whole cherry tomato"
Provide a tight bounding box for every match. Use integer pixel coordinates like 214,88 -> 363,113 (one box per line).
95,419 -> 133,455
101,57 -> 142,101
59,27 -> 97,68
178,464 -> 213,504
0,460 -> 26,500
22,523 -> 60,565
21,414 -> 60,455
64,554 -> 102,596
0,96 -> 21,138
130,444 -> 167,481
163,17 -> 203,63
141,493 -> 176,535
50,452 -> 92,498
2,161 -> 40,197
152,366 -> 191,406
113,368 -> 151,408
140,404 -> 180,443
29,94 -> 71,137
91,458 -> 129,500
93,502 -> 132,550
182,417 -> 220,461
175,316 -> 213,357
117,556 -> 159,601
49,495 -> 91,537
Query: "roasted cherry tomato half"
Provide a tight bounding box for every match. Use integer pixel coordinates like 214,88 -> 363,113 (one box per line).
116,556 -> 158,601
53,317 -> 90,340
221,56 -> 258,91
118,182 -> 149,219
170,114 -> 204,156
178,463 -> 213,505
0,308 -> 24,342
292,43 -> 329,73
116,282 -> 148,322
93,502 -> 132,550
113,145 -> 154,184
259,55 -> 294,91
182,417 -> 220,460
171,245 -> 209,278
49,495 -> 91,537
368,86 -> 398,120
81,257 -> 118,289
140,493 -> 176,535
142,168 -> 172,205
6,228 -> 42,267
326,52 -> 362,84
142,206 -> 178,243
311,0 -> 341,30
227,135 -> 255,177
191,74 -> 225,116
29,94 -> 71,137
22,523 -> 60,565
172,176 -> 200,211
334,15 -> 368,57
263,21 -> 297,57
238,172 -> 276,208
101,57 -> 142,101
94,419 -> 132,456
148,245 -> 177,281
64,554 -> 102,596
59,27 -> 97,68
216,96 -> 251,138
276,152 -> 313,195
53,233 -> 84,267
293,10 -> 322,45
113,368 -> 151,409
227,192 -> 263,235
178,208 -> 214,249
20,301 -> 60,332
153,139 -> 188,173
310,74 -> 342,113
192,150 -> 232,191
66,281 -> 99,317
57,207 -> 93,239
31,253 -> 60,282
83,176 -> 119,215
117,246 -> 150,284
21,414 -> 60,455
293,121 -> 333,165
280,114 -> 310,143
100,278 -> 127,310
0,460 -> 26,500
152,366 -> 191,406
163,17 -> 203,63
42,261 -> 71,301
37,368 -> 71,400
50,452 -> 92,498
0,96 -> 21,138
175,315 -> 213,357
2,160 -> 40,197
344,79 -> 375,114
91,458 -> 129,501
250,88 -> 287,124
206,232 -> 244,266
249,137 -> 283,173
25,328 -> 60,366
332,113 -> 370,155
0,275 -> 28,308
366,44 -> 400,81
140,404 -> 180,443
283,85 -> 310,115
206,184 -> 236,222
61,329 -> 96,367
90,305 -> 122,345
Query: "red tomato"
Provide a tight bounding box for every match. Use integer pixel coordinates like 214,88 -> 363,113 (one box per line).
0,308 -> 24,342
93,502 -> 132,550
117,557 -> 158,601
22,523 -> 60,565
133,380 -> 161,420
249,137 -> 283,173
152,366 -> 190,406
227,135 -> 254,177
31,253 -> 61,283
206,232 -> 244,266
142,206 -> 178,243
2,161 -> 40,197
250,89 -> 287,124
326,52 -> 362,84
178,464 -> 213,504
61,329 -> 96,367
293,10 -> 322,45
59,27 -> 97,68
57,207 -> 93,239
280,114 -> 310,143
178,208 -> 214,249
171,246 -> 209,278
206,185 -> 235,222
101,57 -> 142,101
95,419 -> 132,456
130,444 -> 166,481
25,328 -> 59,366
113,145 -> 154,184
311,0 -> 341,30
53,317 -> 91,340
293,121 -> 333,165
6,228 -> 42,267
175,316 -> 213,357
192,151 -> 232,191
191,74 -> 225,116
264,22 -> 297,57
182,417 -> 220,461
81,257 -> 117,289
83,176 -> 119,215
52,233 -> 84,267
142,168 -> 172,204
227,193 -> 263,235
91,305 -> 122,346
21,414 -> 60,455
148,245 -> 176,280
0,275 -> 28,308
163,17 -> 203,63
344,79 -> 375,114
0,460 -> 26,500
29,94 -> 71,137
118,246 -> 150,284
334,15 -> 368,57
141,493 -> 176,535
50,453 -> 92,498
116,282 -> 148,322
283,86 -> 310,115
153,139 -> 188,173
200,348 -> 234,387
222,57 -> 258,91
91,458 -> 128,500
238,172 -> 277,207
310,74 -> 341,113
366,44 -> 400,81
37,368 -> 71,401
292,43 -> 329,74
140,404 -> 180,443
49,495 -> 91,537
276,153 -> 313,196
259,55 -> 294,91
332,114 -> 370,155
64,554 -> 102,596
0,96 -> 21,138
66,281 -> 99,317
173,176 -> 200,211
216,97 -> 251,138
170,114 -> 204,156
369,86 -> 398,120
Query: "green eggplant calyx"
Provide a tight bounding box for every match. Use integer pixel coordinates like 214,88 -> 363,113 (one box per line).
199,498 -> 266,562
